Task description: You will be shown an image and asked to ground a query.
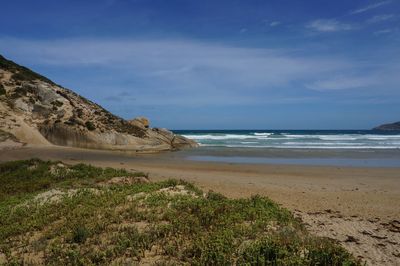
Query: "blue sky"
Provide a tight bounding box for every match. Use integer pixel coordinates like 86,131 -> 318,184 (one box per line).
1,0 -> 399,129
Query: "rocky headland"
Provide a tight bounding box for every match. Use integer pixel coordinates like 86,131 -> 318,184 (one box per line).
374,121 -> 400,131
0,55 -> 197,152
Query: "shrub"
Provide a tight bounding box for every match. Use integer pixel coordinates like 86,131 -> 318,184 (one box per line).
237,234 -> 358,265
51,100 -> 63,107
0,84 -> 5,95
85,121 -> 96,131
11,72 -> 27,82
76,108 -> 83,117
0,159 -> 131,199
72,226 -> 89,244
206,190 -> 227,201
0,159 -> 360,265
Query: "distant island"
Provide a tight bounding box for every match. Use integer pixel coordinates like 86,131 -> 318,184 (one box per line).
374,121 -> 400,131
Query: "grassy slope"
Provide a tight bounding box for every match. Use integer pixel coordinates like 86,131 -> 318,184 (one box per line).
0,159 -> 359,265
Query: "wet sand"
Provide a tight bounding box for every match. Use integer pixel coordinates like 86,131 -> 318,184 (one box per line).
1,145 -> 399,264
2,145 -> 399,218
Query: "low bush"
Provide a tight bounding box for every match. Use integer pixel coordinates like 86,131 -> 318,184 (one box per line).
0,159 -> 359,265
85,121 -> 96,131
0,158 -> 132,200
0,84 -> 5,95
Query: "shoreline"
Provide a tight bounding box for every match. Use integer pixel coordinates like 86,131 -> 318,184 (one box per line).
1,145 -> 400,264
1,144 -> 399,219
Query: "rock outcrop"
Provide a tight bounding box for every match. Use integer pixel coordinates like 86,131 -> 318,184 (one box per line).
0,55 -> 197,151
128,117 -> 150,129
373,121 -> 400,131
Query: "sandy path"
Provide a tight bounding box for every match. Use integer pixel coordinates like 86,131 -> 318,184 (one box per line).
1,145 -> 399,265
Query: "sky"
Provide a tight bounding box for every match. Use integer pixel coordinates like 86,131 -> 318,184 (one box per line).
0,0 -> 399,129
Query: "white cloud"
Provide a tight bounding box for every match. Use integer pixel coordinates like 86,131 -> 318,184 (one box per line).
374,28 -> 393,35
306,19 -> 355,32
367,14 -> 395,23
0,37 -> 398,107
0,37 -> 353,86
307,63 -> 400,92
351,1 -> 392,14
269,21 -> 281,27
306,76 -> 378,91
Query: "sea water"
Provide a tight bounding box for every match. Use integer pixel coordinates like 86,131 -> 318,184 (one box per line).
175,130 -> 400,149
172,130 -> 400,167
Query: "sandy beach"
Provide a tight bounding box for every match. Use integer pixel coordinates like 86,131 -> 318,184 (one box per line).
1,145 -> 399,265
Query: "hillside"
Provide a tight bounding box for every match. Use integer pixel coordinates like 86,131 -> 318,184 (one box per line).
0,159 -> 358,265
0,55 -> 197,151
374,121 -> 400,131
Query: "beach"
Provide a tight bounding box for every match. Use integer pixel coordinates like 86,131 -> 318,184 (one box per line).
1,144 -> 400,264
2,0 -> 400,263
2,145 -> 399,219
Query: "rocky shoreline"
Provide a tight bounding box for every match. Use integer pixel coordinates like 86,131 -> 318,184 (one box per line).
0,55 -> 197,152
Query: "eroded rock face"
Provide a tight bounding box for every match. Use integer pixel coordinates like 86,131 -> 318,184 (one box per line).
150,127 -> 198,149
128,117 -> 150,129
131,117 -> 150,128
0,55 -> 198,151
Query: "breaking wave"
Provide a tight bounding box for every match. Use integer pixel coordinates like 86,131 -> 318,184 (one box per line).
180,131 -> 400,149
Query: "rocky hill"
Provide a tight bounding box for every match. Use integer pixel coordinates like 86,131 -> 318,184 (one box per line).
373,121 -> 400,131
0,55 -> 197,151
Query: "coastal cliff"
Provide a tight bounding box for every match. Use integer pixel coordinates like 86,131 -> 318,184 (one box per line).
0,55 -> 197,151
373,121 -> 400,131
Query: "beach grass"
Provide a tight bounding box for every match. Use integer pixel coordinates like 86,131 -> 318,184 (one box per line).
0,159 -> 359,265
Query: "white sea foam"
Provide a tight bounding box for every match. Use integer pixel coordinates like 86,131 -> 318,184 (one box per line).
282,142 -> 364,146
181,134 -> 252,140
182,132 -> 400,149
223,145 -> 400,149
253,132 -> 273,136
319,136 -> 358,141
283,134 -> 360,140
362,135 -> 400,140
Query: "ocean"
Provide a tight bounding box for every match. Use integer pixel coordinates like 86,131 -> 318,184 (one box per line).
175,130 -> 400,150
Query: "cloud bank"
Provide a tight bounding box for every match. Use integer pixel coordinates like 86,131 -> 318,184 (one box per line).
0,37 -> 398,110
367,14 -> 395,23
351,1 -> 392,14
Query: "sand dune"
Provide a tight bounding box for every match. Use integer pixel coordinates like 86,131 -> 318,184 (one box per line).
1,145 -> 399,265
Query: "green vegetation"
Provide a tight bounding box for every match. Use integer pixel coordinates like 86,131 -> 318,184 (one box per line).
0,159 -> 359,265
0,54 -> 55,84
51,100 -> 64,108
8,84 -> 37,100
0,158 -> 138,200
0,84 -> 5,95
85,121 -> 96,131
